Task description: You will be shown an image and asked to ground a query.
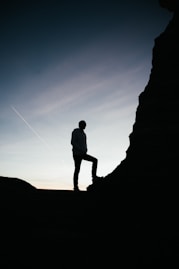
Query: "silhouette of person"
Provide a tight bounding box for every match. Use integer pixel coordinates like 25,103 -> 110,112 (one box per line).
71,120 -> 100,191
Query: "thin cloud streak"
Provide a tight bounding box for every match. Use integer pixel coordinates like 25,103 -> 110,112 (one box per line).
11,105 -> 53,151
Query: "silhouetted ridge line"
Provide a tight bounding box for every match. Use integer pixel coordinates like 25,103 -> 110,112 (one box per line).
0,176 -> 36,192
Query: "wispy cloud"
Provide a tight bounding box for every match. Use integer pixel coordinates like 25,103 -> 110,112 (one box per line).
11,105 -> 53,151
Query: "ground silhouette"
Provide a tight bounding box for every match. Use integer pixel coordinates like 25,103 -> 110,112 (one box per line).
0,176 -> 95,268
1,2 -> 179,268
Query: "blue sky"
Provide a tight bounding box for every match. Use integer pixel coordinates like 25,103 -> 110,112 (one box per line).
0,1 -> 171,190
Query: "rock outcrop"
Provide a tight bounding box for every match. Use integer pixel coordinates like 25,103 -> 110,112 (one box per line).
88,3 -> 179,191
86,5 -> 179,266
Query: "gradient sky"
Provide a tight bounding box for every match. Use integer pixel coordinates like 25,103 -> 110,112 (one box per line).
0,0 -> 171,190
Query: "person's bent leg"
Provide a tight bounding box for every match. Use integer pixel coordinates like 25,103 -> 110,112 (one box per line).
83,154 -> 98,179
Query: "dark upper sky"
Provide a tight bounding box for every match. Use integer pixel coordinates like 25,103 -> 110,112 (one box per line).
0,0 -> 171,88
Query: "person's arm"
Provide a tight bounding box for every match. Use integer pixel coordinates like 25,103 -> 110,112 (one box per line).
71,130 -> 79,148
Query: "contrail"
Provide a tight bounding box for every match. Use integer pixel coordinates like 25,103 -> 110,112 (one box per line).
11,105 -> 52,151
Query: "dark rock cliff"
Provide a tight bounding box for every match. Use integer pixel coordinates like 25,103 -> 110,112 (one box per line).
85,4 -> 179,267
88,4 -> 179,191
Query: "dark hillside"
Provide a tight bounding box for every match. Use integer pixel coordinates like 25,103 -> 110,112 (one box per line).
0,176 -> 106,268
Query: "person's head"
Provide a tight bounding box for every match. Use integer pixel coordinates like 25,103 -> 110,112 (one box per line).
79,120 -> 86,130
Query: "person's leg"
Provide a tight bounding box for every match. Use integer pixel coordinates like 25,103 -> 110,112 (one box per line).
73,154 -> 82,190
83,154 -> 98,179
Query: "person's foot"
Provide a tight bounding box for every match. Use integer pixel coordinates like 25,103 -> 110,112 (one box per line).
74,186 -> 80,191
92,176 -> 103,183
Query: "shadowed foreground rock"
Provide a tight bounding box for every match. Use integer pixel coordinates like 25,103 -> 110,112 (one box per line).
0,176 -> 95,268
1,176 -> 179,268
